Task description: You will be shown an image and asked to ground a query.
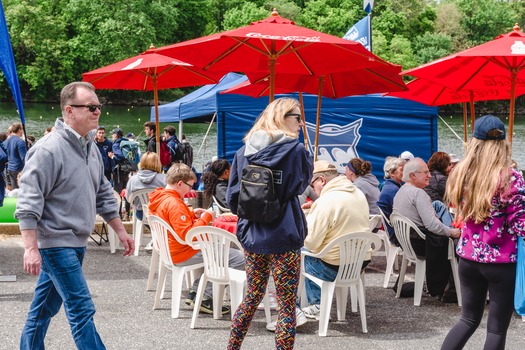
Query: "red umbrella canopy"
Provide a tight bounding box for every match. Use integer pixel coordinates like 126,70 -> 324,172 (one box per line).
387,78 -> 525,106
402,24 -> 525,142
154,10 -> 396,100
244,64 -> 406,99
220,79 -> 292,98
82,47 -> 223,90
82,46 -> 223,150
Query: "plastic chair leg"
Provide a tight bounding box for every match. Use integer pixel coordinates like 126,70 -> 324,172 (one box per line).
212,283 -> 226,320
133,218 -> 143,256
108,225 -> 118,253
350,285 -> 358,313
170,269 -> 186,319
262,292 -> 272,325
153,265 -> 167,310
357,280 -> 368,333
229,280 -> 245,319
383,247 -> 399,288
191,276 -> 208,329
318,282 -> 336,337
146,250 -> 159,291
396,257 -> 409,299
414,259 -> 426,306
335,286 -> 348,321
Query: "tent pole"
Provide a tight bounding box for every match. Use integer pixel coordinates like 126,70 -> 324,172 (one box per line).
196,113 -> 217,168
469,91 -> 475,133
153,77 -> 161,155
314,76 -> 324,162
509,70 -> 516,144
299,92 -> 307,149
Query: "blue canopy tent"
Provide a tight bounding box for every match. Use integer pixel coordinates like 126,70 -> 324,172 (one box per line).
152,76 -> 438,181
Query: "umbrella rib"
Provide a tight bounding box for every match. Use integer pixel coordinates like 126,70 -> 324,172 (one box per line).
456,59 -> 492,91
362,68 -> 407,90
204,39 -> 252,70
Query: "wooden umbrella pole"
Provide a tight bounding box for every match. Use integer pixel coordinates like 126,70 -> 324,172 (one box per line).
462,102 -> 468,143
469,90 -> 475,133
299,92 -> 308,149
153,76 -> 161,154
509,70 -> 516,144
313,76 -> 324,162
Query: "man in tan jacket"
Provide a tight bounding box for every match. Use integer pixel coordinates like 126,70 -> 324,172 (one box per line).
301,160 -> 370,319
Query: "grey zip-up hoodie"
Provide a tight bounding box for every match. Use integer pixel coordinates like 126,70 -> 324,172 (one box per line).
15,118 -> 119,248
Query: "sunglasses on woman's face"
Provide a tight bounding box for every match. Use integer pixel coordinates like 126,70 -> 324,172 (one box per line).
285,113 -> 302,123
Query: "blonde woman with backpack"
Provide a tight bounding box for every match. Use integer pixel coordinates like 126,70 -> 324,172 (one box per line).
226,97 -> 313,349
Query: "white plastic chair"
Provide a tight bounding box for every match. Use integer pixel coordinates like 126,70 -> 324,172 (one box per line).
390,213 -> 462,307
378,208 -> 402,288
148,215 -> 204,318
128,188 -> 154,256
185,226 -> 272,329
298,231 -> 382,336
100,190 -> 122,254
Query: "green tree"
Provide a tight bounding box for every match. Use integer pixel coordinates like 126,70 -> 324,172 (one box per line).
222,2 -> 268,29
412,32 -> 453,66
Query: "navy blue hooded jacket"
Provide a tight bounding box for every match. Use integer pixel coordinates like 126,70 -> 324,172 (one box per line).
227,137 -> 313,254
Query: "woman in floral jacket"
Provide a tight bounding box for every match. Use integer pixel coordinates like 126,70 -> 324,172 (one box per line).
442,115 -> 525,350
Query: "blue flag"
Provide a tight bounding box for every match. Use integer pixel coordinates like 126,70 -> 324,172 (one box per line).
0,0 -> 25,124
343,16 -> 370,51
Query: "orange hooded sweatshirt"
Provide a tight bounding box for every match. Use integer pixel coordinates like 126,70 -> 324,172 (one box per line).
148,188 -> 212,264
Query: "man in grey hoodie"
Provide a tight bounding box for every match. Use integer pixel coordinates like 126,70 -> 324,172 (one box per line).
15,82 -> 134,350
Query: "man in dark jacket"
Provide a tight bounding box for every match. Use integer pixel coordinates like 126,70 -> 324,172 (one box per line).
143,121 -> 156,153
4,122 -> 27,189
94,126 -> 113,182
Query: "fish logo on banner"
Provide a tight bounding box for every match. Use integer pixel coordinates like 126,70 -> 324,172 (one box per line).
305,119 -> 363,174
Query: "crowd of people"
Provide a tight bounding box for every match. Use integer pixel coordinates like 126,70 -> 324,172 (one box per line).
8,81 -> 524,350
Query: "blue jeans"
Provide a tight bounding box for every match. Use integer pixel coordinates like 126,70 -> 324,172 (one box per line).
20,247 -> 105,350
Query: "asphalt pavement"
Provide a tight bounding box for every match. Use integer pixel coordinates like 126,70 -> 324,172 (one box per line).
1,234 -> 524,350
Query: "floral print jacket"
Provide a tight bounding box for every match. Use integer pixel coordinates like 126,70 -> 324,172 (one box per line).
457,168 -> 525,263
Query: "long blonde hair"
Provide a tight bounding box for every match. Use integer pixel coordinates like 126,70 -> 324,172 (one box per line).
445,138 -> 511,223
243,97 -> 300,143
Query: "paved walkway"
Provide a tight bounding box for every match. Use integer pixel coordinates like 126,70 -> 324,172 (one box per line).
1,235 -> 524,349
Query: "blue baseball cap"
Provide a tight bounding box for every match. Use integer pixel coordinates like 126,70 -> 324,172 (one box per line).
473,115 -> 506,140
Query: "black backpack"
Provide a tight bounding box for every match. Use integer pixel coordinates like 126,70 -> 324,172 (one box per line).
237,164 -> 282,223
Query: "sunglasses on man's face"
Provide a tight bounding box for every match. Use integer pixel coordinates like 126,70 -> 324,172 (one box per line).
285,113 -> 302,123
70,104 -> 103,113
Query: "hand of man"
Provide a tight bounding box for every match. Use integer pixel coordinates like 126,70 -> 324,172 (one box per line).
21,230 -> 41,275
118,231 -> 135,256
23,248 -> 42,276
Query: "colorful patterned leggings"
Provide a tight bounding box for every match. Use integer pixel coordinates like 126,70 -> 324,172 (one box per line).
227,249 -> 300,350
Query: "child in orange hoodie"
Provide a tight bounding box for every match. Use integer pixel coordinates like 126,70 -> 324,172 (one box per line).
148,163 -> 244,314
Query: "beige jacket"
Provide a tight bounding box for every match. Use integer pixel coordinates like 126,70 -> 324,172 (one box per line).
305,176 -> 371,265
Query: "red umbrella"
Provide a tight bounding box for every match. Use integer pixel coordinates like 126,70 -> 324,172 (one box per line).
403,24 -> 525,142
387,78 -> 525,142
82,45 -> 223,149
223,65 -> 406,157
154,9 -> 396,102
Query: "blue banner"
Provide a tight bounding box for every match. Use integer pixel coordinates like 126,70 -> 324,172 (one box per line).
0,1 -> 25,124
343,16 -> 370,51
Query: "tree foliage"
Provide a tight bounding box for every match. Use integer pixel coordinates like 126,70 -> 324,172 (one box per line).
0,0 -> 524,102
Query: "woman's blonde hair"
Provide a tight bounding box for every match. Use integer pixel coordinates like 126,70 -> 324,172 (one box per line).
445,138 -> 511,223
243,97 -> 300,143
139,152 -> 162,173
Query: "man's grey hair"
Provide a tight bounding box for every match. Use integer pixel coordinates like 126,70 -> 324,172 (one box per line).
383,156 -> 406,179
402,158 -> 425,182
316,170 -> 339,183
60,82 -> 96,113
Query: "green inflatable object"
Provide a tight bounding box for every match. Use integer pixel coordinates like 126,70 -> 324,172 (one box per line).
0,198 -> 18,223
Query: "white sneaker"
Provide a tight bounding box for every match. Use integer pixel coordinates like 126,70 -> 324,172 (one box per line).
302,304 -> 321,320
144,240 -> 153,252
265,307 -> 307,332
